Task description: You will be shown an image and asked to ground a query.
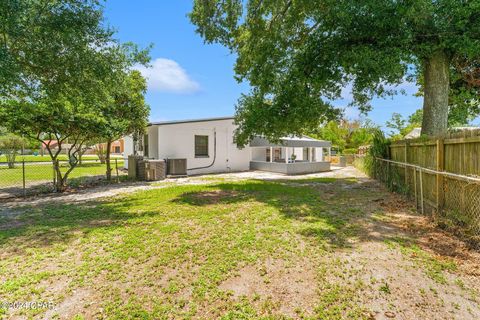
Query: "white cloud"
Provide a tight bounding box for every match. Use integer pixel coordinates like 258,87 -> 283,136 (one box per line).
136,58 -> 200,94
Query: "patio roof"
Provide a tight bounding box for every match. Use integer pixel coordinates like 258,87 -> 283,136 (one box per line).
250,136 -> 331,148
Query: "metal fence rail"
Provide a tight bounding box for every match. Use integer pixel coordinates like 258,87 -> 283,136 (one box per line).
0,158 -> 125,199
373,157 -> 480,239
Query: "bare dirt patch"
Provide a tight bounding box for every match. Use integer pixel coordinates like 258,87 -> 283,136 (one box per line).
219,257 -> 318,318
43,287 -> 95,320
334,240 -> 480,320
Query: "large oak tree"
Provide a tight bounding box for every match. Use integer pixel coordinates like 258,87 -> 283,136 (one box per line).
190,0 -> 480,145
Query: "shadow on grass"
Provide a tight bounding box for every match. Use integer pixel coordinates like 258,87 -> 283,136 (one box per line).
0,177 -> 399,252
171,178 -> 369,248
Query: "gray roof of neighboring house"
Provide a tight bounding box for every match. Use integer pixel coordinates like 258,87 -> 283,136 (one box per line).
250,136 -> 331,148
405,126 -> 480,139
404,127 -> 422,139
149,116 -> 234,126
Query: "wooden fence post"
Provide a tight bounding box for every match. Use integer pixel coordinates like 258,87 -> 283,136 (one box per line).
413,168 -> 417,209
420,168 -> 424,215
436,139 -> 445,216
404,141 -> 409,190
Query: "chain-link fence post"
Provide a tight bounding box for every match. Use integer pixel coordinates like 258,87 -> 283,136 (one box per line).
115,158 -> 119,183
22,159 -> 26,198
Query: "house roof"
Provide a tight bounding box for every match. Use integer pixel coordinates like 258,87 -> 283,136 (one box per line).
405,126 -> 480,139
149,116 -> 234,126
250,136 -> 331,148
404,127 -> 422,139
148,116 -> 332,147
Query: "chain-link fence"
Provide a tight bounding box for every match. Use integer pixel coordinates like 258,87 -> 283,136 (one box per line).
0,158 -> 126,199
370,157 -> 480,243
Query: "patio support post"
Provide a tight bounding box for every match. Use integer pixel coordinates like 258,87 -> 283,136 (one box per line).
285,147 -> 289,163
270,147 -> 273,163
310,147 -> 313,162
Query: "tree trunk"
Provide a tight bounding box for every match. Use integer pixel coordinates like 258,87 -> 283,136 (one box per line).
421,50 -> 450,137
53,160 -> 67,192
106,139 -> 112,181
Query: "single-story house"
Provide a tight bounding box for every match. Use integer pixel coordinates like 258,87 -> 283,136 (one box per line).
124,116 -> 332,175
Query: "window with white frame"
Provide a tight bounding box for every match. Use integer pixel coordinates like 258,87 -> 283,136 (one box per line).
194,135 -> 209,157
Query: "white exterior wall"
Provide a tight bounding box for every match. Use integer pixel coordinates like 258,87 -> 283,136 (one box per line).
315,148 -> 323,161
123,135 -> 133,169
146,125 -> 159,159
155,119 -> 251,175
251,148 -> 266,161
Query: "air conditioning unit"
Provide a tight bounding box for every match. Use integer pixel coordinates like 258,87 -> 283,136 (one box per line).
167,158 -> 187,176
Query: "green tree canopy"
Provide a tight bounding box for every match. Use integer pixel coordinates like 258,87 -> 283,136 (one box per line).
0,0 -> 150,190
190,0 -> 480,145
313,119 -> 377,153
96,69 -> 150,180
0,0 -> 115,99
386,110 -> 424,139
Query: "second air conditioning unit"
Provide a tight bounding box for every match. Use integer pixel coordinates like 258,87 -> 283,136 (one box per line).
166,158 -> 187,176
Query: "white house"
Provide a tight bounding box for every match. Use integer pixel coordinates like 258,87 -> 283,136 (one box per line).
124,116 -> 332,175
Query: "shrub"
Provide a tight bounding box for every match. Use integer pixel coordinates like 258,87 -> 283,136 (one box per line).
0,134 -> 25,168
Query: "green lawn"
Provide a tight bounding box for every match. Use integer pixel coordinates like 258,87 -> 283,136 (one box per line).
0,154 -> 123,163
1,176 -> 476,319
0,161 -> 124,187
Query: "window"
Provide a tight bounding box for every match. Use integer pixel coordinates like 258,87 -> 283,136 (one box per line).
195,135 -> 209,157
303,148 -> 309,161
114,146 -> 121,154
274,148 -> 281,161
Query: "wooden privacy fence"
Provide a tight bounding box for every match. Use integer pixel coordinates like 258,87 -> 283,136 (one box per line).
374,133 -> 480,240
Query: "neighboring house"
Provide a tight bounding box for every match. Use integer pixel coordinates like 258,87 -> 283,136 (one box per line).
405,127 -> 480,139
96,139 -> 125,154
83,139 -> 125,155
404,128 -> 422,139
124,116 -> 332,175
41,140 -> 74,155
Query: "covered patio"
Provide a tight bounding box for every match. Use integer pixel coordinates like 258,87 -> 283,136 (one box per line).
249,136 -> 332,175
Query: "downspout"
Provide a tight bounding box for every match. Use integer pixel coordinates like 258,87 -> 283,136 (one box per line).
188,129 -> 217,171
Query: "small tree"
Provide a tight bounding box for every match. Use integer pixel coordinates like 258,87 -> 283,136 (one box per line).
0,1 -> 150,191
0,134 -> 24,168
313,119 -> 376,153
92,143 -> 108,164
100,71 -> 149,181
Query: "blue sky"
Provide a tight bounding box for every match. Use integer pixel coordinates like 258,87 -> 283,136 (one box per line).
104,1 -> 423,130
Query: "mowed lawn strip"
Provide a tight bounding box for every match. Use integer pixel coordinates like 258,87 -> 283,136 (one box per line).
0,154 -> 123,163
0,176 -> 477,319
0,161 -> 124,187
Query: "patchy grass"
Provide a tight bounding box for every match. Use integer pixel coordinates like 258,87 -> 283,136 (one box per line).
385,237 -> 457,284
0,173 -> 478,319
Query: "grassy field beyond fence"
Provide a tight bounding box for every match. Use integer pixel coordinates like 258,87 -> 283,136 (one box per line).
0,160 -> 125,196
0,154 -> 123,163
